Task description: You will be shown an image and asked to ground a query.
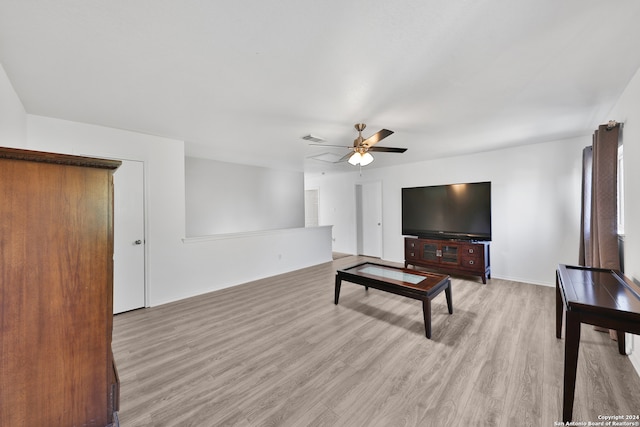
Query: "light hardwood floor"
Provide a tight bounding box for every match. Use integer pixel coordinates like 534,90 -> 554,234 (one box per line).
112,256 -> 640,426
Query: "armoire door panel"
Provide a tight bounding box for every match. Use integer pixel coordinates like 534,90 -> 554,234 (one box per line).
0,148 -> 120,426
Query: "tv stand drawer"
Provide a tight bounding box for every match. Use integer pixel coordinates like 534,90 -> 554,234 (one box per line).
461,255 -> 480,268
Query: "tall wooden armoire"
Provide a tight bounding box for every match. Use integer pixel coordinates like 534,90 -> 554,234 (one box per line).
0,147 -> 121,426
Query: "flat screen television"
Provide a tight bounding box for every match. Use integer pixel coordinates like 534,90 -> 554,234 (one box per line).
402,181 -> 491,241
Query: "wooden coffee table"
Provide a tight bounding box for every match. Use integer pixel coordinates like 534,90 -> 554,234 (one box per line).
335,262 -> 452,339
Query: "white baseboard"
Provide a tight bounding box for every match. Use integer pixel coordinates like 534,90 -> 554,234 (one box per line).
629,334 -> 640,376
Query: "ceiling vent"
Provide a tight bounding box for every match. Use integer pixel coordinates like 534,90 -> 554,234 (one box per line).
302,134 -> 325,143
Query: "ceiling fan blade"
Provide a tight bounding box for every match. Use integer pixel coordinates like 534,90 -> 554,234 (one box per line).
337,152 -> 354,162
368,146 -> 407,153
309,143 -> 352,148
363,129 -> 394,147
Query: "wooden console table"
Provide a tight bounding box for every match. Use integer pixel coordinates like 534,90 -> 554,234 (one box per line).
556,264 -> 640,422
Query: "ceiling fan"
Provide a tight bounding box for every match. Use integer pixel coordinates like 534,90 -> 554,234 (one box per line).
312,123 -> 407,166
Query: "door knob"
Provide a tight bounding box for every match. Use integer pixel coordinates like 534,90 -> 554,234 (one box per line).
134,240 -> 143,245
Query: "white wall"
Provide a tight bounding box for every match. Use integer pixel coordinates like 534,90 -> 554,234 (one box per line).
305,173 -> 359,253
25,115 -> 189,306
22,115 -> 331,306
185,156 -> 304,236
306,135 -> 587,286
181,226 -> 333,297
607,65 -> 640,372
1,62 -> 332,306
0,63 -> 26,146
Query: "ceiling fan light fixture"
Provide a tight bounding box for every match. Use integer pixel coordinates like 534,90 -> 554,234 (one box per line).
337,123 -> 403,167
360,152 -> 374,166
348,152 -> 362,165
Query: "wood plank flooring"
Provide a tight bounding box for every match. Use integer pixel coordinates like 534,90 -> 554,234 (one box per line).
112,256 -> 640,426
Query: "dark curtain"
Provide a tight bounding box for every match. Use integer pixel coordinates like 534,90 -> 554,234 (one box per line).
579,123 -> 620,340
578,146 -> 593,266
579,123 -> 620,270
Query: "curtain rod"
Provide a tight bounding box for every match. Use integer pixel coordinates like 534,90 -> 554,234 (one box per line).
606,120 -> 621,130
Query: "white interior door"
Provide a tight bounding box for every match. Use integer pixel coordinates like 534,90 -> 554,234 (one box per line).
113,160 -> 146,314
358,181 -> 383,258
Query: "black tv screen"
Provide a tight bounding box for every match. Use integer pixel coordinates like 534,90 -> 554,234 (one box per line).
402,181 -> 492,241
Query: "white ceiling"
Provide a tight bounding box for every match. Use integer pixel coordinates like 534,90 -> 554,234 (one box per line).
1,1 -> 640,173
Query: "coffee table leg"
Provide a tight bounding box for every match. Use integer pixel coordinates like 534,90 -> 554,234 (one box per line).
422,299 -> 431,339
334,275 -> 341,305
445,282 -> 453,314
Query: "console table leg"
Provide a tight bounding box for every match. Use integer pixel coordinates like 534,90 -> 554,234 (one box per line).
563,311 -> 581,423
423,299 -> 432,339
617,331 -> 626,355
334,276 -> 341,305
556,279 -> 563,339
445,282 -> 453,314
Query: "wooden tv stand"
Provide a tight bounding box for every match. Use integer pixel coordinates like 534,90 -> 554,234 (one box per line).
404,237 -> 491,284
